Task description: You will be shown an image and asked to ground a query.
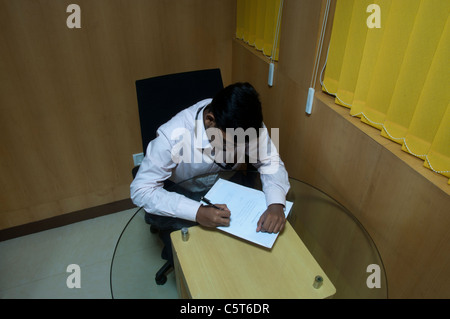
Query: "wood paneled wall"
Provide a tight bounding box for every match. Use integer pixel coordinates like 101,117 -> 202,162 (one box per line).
232,0 -> 450,299
0,0 -> 235,230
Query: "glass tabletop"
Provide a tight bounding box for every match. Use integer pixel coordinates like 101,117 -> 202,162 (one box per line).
110,170 -> 387,299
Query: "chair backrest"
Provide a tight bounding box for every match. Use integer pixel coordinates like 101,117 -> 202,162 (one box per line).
135,69 -> 224,155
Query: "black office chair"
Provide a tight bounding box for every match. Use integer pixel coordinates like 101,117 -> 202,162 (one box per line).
132,69 -> 224,285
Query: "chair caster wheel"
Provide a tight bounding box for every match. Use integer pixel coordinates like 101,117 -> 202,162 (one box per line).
155,274 -> 167,285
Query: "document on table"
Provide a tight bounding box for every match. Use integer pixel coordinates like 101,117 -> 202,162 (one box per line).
201,178 -> 293,248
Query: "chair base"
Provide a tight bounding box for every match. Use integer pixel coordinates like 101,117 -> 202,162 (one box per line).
155,260 -> 172,285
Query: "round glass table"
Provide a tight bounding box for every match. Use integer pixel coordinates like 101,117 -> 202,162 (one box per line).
110,171 -> 387,299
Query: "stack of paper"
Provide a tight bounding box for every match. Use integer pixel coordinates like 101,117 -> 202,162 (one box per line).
201,178 -> 293,248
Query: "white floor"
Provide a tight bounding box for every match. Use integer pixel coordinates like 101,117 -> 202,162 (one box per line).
0,208 -> 179,299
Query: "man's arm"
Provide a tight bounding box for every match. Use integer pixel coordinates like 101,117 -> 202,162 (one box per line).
130,131 -> 231,227
251,125 -> 290,233
130,133 -> 201,222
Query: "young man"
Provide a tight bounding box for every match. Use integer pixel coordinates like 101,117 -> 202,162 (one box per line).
130,82 -> 290,234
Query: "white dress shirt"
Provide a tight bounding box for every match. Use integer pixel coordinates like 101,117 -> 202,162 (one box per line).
130,99 -> 290,222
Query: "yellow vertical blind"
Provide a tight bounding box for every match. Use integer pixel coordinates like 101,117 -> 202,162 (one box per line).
322,0 -> 450,183
236,0 -> 282,61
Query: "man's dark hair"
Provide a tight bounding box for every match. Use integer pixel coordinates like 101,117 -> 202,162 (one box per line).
207,82 -> 263,131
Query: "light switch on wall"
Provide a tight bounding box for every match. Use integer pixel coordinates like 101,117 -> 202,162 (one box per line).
132,153 -> 144,167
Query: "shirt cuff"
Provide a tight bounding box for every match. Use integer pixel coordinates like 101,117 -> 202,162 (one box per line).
175,195 -> 202,222
264,186 -> 287,208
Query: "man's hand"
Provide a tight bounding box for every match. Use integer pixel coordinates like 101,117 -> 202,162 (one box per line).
196,204 -> 231,228
256,204 -> 286,233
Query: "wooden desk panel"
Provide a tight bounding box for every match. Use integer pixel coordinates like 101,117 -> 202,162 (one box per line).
171,221 -> 336,299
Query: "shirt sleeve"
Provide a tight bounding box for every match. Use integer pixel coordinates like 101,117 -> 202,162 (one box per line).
130,131 -> 201,222
251,125 -> 290,207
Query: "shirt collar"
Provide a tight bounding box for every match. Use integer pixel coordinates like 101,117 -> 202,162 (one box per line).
194,103 -> 212,150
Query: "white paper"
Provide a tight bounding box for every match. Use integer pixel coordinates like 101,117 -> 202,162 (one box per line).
201,178 -> 293,248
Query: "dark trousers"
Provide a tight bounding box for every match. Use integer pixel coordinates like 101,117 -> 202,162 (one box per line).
144,180 -> 200,265
145,212 -> 197,264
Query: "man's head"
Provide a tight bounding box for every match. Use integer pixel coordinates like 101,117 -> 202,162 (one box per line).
204,82 -> 263,132
202,82 -> 263,165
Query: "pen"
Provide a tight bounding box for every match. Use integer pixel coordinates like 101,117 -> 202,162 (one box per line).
200,196 -> 224,211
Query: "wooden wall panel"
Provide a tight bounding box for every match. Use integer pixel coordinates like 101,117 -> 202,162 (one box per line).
232,0 -> 450,299
0,0 -> 235,230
